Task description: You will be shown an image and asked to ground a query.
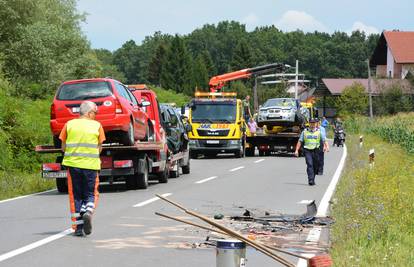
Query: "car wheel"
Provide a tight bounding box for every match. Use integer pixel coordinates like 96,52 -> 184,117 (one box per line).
122,122 -> 135,146
170,161 -> 180,178
181,159 -> 190,174
157,161 -> 169,183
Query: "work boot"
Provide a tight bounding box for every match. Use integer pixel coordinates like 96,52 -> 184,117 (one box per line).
73,227 -> 84,237
308,181 -> 316,186
82,211 -> 93,235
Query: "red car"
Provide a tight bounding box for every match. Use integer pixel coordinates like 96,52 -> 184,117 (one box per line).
50,78 -> 152,147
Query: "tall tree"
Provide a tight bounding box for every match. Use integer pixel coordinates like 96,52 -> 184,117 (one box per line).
230,39 -> 253,70
192,55 -> 209,91
113,40 -> 140,83
147,43 -> 167,86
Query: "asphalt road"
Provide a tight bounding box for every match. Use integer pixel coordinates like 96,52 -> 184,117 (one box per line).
0,145 -> 344,267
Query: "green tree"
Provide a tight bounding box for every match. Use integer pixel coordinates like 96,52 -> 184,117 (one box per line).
160,35 -> 193,95
337,82 -> 368,115
147,43 -> 167,86
375,83 -> 413,115
192,55 -> 209,90
113,40 -> 140,83
230,39 -> 253,70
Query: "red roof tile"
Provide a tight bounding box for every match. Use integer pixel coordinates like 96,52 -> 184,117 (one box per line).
321,78 -> 413,95
384,31 -> 414,63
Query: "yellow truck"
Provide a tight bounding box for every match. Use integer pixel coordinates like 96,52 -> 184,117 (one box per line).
188,92 -> 249,158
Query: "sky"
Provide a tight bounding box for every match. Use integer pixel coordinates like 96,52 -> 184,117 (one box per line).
77,0 -> 413,51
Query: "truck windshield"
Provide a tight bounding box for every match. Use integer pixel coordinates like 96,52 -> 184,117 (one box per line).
57,81 -> 113,100
191,103 -> 237,123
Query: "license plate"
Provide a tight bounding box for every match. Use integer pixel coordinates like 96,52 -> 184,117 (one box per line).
268,114 -> 281,118
42,171 -> 67,179
206,140 -> 219,144
72,107 -> 80,113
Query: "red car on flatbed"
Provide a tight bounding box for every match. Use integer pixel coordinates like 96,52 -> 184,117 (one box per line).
50,78 -> 152,147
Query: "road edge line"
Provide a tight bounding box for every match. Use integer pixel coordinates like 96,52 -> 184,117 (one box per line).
0,189 -> 57,204
297,145 -> 347,267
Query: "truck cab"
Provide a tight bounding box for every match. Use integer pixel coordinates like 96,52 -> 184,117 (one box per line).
188,92 -> 248,158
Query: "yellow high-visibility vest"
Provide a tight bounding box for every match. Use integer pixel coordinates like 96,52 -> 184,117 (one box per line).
303,129 -> 321,150
62,119 -> 101,170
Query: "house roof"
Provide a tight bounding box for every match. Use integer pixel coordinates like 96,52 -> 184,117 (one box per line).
321,78 -> 413,96
371,31 -> 414,65
384,31 -> 414,63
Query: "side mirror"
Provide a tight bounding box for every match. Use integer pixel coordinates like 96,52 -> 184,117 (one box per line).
185,124 -> 192,132
141,101 -> 151,107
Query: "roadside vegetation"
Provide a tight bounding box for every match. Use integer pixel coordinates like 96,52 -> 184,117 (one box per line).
331,115 -> 414,266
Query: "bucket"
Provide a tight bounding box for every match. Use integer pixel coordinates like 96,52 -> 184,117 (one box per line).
216,239 -> 246,267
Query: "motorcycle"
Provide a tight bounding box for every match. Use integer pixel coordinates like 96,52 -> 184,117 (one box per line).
334,126 -> 346,147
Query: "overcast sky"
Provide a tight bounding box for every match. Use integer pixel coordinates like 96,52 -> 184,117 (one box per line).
77,0 -> 413,51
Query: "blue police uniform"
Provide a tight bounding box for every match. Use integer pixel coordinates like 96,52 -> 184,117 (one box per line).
299,127 -> 326,185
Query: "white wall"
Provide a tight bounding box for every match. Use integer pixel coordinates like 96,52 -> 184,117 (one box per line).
387,47 -> 395,78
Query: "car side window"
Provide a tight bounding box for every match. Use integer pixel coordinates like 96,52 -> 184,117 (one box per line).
125,87 -> 139,106
167,109 -> 178,127
115,83 -> 133,103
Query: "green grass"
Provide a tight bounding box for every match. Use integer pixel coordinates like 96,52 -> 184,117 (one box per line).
331,134 -> 414,266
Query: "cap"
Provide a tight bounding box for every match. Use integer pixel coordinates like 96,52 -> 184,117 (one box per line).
309,118 -> 318,123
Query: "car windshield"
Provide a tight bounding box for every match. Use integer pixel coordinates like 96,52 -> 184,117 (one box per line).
191,103 -> 237,123
57,81 -> 113,100
264,99 -> 295,108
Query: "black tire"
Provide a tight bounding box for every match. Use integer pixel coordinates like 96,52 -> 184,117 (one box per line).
190,151 -> 198,159
170,161 -> 180,178
259,150 -> 265,157
182,159 -> 190,174
136,159 -> 149,189
122,122 -> 135,146
245,147 -> 254,157
157,161 -> 169,183
56,178 -> 68,193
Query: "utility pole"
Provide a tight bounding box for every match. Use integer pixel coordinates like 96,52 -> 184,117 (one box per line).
367,59 -> 373,118
253,76 -> 258,112
295,60 -> 299,99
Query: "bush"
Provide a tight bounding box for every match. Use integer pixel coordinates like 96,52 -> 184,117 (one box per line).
337,82 -> 368,116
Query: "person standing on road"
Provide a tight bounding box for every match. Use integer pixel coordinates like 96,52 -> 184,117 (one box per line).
317,119 -> 327,175
59,101 -> 106,236
321,116 -> 329,130
242,95 -> 252,121
294,118 -> 329,186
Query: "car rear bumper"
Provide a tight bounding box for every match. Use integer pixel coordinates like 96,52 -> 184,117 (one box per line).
50,114 -> 131,136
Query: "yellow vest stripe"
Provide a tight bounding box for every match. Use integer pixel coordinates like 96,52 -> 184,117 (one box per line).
64,152 -> 100,158
66,143 -> 99,148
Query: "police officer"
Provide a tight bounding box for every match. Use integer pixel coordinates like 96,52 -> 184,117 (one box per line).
317,119 -> 327,175
59,101 -> 106,236
294,118 -> 328,186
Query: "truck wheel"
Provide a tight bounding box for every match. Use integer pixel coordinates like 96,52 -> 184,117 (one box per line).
258,150 -> 265,157
122,122 -> 135,146
56,178 -> 68,193
170,161 -> 180,178
136,159 -> 149,189
157,161 -> 169,183
245,147 -> 254,157
182,159 -> 190,174
190,151 -> 198,159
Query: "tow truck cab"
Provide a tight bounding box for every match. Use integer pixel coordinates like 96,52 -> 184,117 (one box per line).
188,92 -> 248,158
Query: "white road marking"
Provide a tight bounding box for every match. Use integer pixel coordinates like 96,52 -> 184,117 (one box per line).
297,145 -> 347,267
229,166 -> 244,172
297,200 -> 313,204
254,159 -> 265,163
133,193 -> 172,208
0,228 -> 73,263
195,176 -> 218,184
0,189 -> 57,204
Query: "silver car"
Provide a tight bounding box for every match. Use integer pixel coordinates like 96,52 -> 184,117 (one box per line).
257,98 -> 307,127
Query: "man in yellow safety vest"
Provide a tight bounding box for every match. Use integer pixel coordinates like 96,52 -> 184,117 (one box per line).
294,118 -> 329,186
59,101 -> 106,236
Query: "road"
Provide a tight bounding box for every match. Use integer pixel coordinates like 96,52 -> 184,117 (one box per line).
0,145 -> 344,267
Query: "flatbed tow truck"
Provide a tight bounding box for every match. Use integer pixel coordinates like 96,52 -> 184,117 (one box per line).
36,140 -> 190,193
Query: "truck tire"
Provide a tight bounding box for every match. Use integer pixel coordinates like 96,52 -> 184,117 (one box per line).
259,150 -> 265,157
122,122 -> 135,146
190,151 -> 198,159
170,161 -> 180,178
56,178 -> 68,193
157,161 -> 169,183
136,159 -> 149,189
245,147 -> 254,157
181,159 -> 190,174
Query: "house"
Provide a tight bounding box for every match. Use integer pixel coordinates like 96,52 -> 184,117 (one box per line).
370,30 -> 414,79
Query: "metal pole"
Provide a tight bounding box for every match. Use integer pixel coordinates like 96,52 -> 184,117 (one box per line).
295,60 -> 299,99
367,59 -> 373,118
253,76 -> 258,113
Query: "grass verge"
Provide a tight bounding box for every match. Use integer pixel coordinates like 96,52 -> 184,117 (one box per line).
330,134 -> 414,266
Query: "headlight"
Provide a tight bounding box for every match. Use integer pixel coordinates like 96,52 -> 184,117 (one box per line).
229,140 -> 240,145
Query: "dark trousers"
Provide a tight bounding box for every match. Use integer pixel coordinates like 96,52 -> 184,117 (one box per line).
304,148 -> 319,183
67,167 -> 99,230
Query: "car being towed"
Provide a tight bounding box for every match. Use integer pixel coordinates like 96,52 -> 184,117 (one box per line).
257,98 -> 307,127
50,78 -> 152,147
